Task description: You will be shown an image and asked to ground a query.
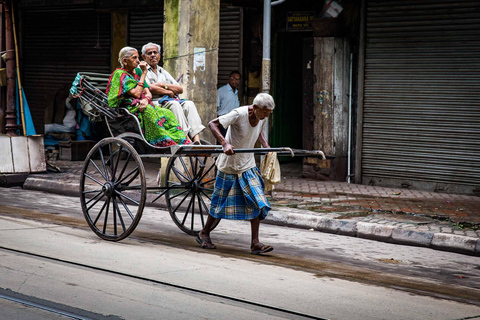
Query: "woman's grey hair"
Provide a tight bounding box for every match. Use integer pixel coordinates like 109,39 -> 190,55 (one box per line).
253,93 -> 275,110
142,42 -> 161,55
118,46 -> 138,68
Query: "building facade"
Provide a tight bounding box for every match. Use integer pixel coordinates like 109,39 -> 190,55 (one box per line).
3,0 -> 479,194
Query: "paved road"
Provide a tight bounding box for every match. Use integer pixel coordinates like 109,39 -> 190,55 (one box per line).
0,187 -> 479,319
22,159 -> 480,255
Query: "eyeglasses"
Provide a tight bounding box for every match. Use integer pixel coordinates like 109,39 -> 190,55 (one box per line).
230,77 -> 241,81
146,51 -> 159,55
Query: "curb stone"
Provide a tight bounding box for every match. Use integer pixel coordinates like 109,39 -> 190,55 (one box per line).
356,222 -> 394,241
265,209 -> 479,256
431,233 -> 478,254
23,177 -> 79,197
391,229 -> 434,247
22,176 -> 480,256
316,218 -> 357,236
265,210 -> 324,230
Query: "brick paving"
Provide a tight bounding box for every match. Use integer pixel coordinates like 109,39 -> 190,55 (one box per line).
270,178 -> 480,238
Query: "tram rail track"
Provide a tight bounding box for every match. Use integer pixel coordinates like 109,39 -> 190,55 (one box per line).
0,292 -> 96,320
0,245 -> 328,320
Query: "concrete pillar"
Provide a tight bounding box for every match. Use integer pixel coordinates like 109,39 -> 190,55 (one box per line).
164,0 -> 220,142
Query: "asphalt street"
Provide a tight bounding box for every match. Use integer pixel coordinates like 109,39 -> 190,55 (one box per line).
0,187 -> 479,314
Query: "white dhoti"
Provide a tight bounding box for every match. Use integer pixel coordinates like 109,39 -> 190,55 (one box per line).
162,100 -> 205,138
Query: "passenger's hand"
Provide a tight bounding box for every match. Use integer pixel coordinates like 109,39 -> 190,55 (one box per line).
222,142 -> 234,155
138,98 -> 149,112
139,61 -> 148,72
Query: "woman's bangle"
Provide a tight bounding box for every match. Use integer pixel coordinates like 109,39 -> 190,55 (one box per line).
137,82 -> 144,87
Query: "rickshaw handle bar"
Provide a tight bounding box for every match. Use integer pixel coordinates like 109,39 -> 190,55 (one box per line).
172,146 -> 326,159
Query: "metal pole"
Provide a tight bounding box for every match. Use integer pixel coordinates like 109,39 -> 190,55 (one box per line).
347,52 -> 353,183
12,0 -> 25,136
262,0 -> 271,94
262,0 -> 271,144
0,3 -> 5,133
4,0 -> 17,136
355,0 -> 366,184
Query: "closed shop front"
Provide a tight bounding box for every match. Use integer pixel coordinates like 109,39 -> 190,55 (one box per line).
128,11 -> 164,55
360,0 -> 480,194
218,6 -> 242,89
20,3 -> 111,133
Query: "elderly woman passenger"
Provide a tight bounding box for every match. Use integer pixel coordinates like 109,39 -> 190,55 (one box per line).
105,46 -> 190,147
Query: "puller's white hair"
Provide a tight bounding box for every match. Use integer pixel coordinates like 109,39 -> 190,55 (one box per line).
253,93 -> 275,110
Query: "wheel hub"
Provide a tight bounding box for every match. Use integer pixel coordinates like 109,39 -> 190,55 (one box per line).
102,181 -> 115,198
192,180 -> 200,192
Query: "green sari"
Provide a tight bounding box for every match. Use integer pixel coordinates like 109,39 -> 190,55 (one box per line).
106,68 -> 189,147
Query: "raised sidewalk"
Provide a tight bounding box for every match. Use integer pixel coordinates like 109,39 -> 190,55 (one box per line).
22,160 -> 480,256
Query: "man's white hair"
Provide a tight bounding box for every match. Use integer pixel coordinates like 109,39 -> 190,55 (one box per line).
253,93 -> 275,110
142,42 -> 161,55
118,46 -> 137,68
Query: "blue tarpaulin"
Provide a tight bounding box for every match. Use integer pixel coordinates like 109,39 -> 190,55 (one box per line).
15,73 -> 36,136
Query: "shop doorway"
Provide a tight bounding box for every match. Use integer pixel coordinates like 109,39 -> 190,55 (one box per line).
271,32 -> 310,161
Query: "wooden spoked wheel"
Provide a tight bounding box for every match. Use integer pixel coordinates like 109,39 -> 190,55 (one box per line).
80,138 -> 146,241
164,155 -> 220,235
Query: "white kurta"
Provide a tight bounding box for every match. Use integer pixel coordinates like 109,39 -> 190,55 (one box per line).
216,106 -> 266,174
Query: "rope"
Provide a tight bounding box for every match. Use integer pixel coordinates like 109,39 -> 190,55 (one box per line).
163,47 -> 218,61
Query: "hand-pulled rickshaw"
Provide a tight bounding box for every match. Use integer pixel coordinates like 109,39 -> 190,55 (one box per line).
70,72 -> 325,241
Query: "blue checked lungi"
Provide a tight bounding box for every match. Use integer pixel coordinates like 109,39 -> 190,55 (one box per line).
209,167 -> 271,220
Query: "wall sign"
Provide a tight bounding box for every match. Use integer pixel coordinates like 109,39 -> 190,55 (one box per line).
287,11 -> 315,32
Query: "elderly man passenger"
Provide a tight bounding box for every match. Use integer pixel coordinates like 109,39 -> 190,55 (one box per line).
141,42 -> 205,143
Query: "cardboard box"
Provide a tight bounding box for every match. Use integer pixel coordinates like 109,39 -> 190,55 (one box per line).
59,140 -> 97,161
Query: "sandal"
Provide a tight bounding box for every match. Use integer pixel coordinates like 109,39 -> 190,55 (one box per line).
250,243 -> 273,255
196,235 -> 216,249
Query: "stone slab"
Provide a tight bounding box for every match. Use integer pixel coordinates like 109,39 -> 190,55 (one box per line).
391,229 -> 434,247
357,222 -> 394,240
316,218 -> 357,236
431,233 -> 477,254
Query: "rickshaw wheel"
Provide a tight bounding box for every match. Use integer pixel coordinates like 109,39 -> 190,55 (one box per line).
80,137 -> 146,241
164,153 -> 220,235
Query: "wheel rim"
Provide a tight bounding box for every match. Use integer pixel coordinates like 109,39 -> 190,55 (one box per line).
165,155 -> 219,235
80,138 -> 146,241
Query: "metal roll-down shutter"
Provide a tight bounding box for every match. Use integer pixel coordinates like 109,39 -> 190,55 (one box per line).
361,0 -> 480,193
128,11 -> 164,55
21,6 -> 111,133
218,6 -> 242,88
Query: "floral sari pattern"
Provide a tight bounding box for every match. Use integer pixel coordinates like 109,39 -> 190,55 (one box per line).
106,68 -> 189,147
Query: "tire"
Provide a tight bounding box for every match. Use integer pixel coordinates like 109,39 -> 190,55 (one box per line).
164,154 -> 220,235
80,138 -> 146,241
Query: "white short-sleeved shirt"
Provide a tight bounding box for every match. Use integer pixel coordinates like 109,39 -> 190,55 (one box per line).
216,106 -> 266,174
143,65 -> 179,101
